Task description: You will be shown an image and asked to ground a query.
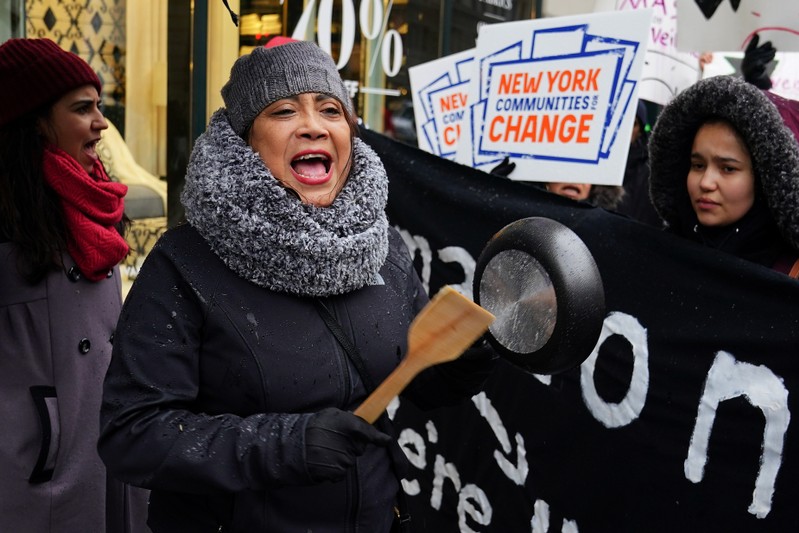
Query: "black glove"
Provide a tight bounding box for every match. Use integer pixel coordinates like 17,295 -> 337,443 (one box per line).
489,156 -> 516,177
433,335 -> 498,398
304,407 -> 392,483
742,33 -> 776,90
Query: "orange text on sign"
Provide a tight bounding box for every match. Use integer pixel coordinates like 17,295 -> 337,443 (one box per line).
440,92 -> 468,111
443,124 -> 460,146
488,113 -> 593,144
497,69 -> 600,94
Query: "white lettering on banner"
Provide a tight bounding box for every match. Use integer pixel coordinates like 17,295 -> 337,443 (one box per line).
432,454 -> 462,510
531,500 -> 549,533
580,312 -> 650,428
427,419 -> 439,443
395,401 -> 576,530
397,228 -> 475,299
472,392 -> 528,485
458,484 -> 493,532
392,228 -> 790,522
685,351 -> 790,519
397,228 -> 432,294
397,420 -> 497,531
438,246 -> 476,300
531,499 -> 579,533
398,427 -> 425,496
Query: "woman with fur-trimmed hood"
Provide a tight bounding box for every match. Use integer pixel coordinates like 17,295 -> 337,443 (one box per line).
649,75 -> 799,277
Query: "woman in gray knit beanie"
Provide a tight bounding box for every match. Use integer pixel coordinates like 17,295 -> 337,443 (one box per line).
99,36 -> 495,533
649,75 -> 799,276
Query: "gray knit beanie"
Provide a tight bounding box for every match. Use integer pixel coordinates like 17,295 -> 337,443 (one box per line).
221,38 -> 353,137
649,75 -> 799,249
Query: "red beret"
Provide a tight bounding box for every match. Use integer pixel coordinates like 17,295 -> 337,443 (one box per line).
0,38 -> 102,127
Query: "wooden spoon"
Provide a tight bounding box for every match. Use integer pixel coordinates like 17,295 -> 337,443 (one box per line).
354,285 -> 496,423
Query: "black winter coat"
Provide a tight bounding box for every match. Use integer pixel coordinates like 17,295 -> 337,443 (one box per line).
99,223 -> 489,532
616,136 -> 661,228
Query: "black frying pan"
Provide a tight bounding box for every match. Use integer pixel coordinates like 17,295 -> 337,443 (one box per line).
473,217 -> 605,374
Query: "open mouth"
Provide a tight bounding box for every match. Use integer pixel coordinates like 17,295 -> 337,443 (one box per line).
291,152 -> 332,185
83,139 -> 101,158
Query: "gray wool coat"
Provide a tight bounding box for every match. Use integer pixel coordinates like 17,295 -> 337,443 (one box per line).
0,243 -> 149,533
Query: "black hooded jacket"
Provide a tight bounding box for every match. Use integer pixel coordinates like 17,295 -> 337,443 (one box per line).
648,76 -> 799,274
99,223 -> 490,532
99,111 -> 493,532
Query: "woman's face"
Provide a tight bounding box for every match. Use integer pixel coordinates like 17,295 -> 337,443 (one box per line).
248,92 -> 353,207
546,182 -> 592,201
687,121 -> 755,227
39,84 -> 108,174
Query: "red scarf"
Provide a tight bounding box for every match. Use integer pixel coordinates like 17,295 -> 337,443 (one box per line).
42,146 -> 129,281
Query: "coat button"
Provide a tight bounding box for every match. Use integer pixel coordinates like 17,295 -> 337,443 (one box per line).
78,338 -> 91,354
67,267 -> 81,282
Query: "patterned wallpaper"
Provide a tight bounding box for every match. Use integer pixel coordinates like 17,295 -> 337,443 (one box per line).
25,0 -> 126,121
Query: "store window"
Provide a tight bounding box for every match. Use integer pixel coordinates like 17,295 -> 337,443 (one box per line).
0,0 -> 538,292
235,0 -> 534,146
9,0 -> 167,289
24,0 -> 127,132
0,0 -> 24,41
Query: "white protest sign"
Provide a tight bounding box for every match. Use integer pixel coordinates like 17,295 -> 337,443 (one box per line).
676,0 -> 799,52
596,0 -> 701,105
408,49 -> 475,159
702,51 -> 799,101
454,9 -> 653,185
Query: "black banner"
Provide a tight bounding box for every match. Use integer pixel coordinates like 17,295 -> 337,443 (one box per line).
361,128 -> 799,532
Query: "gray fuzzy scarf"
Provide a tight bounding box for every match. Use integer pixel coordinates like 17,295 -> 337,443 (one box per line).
181,109 -> 389,297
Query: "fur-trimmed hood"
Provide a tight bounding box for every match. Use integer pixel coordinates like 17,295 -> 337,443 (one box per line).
649,75 -> 799,251
588,185 -> 625,210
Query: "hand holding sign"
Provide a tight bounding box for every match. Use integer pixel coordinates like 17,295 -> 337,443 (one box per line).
742,34 -> 776,89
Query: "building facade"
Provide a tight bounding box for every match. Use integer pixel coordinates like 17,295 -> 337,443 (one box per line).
1,0 -> 539,226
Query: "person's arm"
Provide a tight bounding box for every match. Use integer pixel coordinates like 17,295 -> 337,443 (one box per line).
98,232 -> 388,493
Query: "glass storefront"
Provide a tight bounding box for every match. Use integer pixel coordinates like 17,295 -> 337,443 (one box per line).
1,0 -> 539,283
0,0 -> 23,41
235,1 -> 536,137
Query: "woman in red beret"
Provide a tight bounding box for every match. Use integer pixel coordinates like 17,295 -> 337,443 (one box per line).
0,38 -> 148,532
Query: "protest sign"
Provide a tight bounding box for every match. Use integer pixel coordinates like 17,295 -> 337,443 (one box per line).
766,54 -> 799,101
596,0 -> 701,105
677,0 -> 799,52
702,50 -> 799,102
409,49 -> 475,159
453,9 -> 652,185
